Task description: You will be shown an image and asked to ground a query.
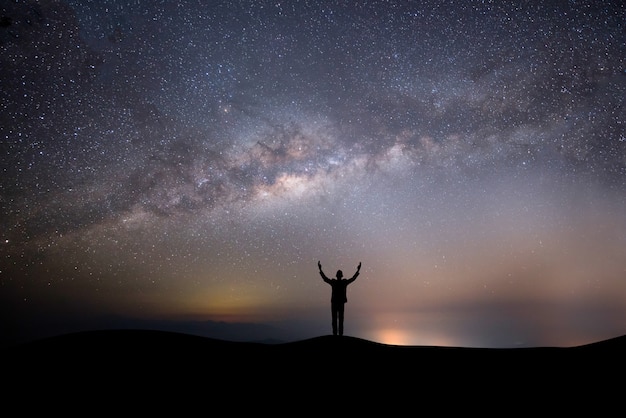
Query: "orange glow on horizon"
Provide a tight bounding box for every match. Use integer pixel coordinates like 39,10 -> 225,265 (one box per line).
365,326 -> 467,347
369,328 -> 413,346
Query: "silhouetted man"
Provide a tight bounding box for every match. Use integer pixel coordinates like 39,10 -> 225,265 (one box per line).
318,260 -> 361,336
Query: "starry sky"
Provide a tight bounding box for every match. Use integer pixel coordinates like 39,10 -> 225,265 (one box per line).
1,0 -> 625,348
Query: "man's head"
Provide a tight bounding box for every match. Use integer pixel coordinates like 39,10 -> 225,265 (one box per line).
336,270 -> 343,279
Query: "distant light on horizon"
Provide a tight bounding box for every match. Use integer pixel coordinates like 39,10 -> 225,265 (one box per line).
369,328 -> 411,346
363,327 -> 467,347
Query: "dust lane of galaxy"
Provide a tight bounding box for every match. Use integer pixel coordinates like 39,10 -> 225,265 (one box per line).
1,1 -> 625,347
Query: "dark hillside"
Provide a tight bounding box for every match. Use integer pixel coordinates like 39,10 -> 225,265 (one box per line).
4,330 -> 623,412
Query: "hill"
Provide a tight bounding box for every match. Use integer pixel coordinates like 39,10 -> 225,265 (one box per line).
3,330 -> 624,412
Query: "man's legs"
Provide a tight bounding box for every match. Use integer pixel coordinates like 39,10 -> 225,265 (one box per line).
331,305 -> 338,336
337,303 -> 345,336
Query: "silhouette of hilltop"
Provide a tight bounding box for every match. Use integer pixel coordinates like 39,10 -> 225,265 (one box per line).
3,329 -> 623,412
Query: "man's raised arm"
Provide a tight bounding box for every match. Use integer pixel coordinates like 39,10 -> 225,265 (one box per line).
318,260 -> 330,282
347,262 -> 361,282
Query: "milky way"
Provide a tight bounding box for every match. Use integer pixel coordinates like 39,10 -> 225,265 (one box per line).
1,1 -> 625,347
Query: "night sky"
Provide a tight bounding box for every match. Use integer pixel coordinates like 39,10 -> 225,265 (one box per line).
2,0 -> 625,348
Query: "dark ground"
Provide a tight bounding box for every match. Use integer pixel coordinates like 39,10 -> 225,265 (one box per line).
3,330 -> 624,413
